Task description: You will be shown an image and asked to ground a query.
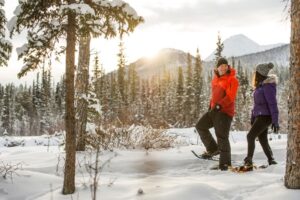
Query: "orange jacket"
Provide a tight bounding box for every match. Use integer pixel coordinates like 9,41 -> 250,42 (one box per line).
210,67 -> 239,117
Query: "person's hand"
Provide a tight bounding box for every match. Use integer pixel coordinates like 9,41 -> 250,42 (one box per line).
271,123 -> 280,133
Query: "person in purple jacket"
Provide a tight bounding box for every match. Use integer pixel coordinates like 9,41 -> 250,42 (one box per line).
244,62 -> 279,167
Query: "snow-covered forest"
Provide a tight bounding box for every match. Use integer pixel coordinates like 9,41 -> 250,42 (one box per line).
0,54 -> 290,136
0,0 -> 299,199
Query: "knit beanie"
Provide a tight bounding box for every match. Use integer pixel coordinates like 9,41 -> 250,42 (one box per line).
256,63 -> 274,77
216,57 -> 228,68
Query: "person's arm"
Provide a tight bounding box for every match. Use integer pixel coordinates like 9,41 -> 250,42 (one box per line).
217,77 -> 239,108
263,84 -> 279,125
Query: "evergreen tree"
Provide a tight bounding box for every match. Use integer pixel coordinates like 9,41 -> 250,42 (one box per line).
176,66 -> 184,126
76,35 -> 91,151
9,0 -> 143,194
214,32 -> 224,64
128,64 -> 139,103
2,85 -> 10,134
117,39 -> 127,104
233,60 -> 251,130
183,53 -> 194,126
0,0 -> 12,67
40,66 -> 52,135
231,56 -> 236,68
193,48 -> 204,119
92,54 -> 102,98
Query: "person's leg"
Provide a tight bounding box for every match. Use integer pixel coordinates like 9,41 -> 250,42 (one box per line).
213,112 -> 232,168
257,120 -> 276,164
195,112 -> 217,153
246,116 -> 271,163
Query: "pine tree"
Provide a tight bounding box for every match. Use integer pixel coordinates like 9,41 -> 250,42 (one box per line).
2,85 -> 10,134
92,54 -> 102,98
0,0 -> 12,67
128,64 -> 139,103
9,0 -> 143,194
40,65 -> 52,135
76,35 -> 91,151
193,48 -> 204,119
183,53 -> 194,126
0,84 -> 4,134
234,61 -> 251,130
109,73 -> 120,123
176,66 -> 184,126
117,38 -> 127,104
214,31 -> 224,64
33,73 -> 42,135
8,84 -> 16,135
231,56 -> 236,68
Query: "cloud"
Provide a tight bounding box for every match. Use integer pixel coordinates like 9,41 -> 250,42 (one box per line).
137,0 -> 288,31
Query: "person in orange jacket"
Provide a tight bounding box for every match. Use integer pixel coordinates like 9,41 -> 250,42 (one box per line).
195,57 -> 239,170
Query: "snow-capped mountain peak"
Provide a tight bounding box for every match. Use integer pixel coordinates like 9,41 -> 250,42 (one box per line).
205,34 -> 285,61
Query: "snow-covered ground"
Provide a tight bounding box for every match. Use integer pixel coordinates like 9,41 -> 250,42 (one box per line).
0,128 -> 299,200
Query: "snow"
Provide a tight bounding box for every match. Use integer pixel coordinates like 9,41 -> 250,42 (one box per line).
60,3 -> 95,16
86,122 -> 97,134
13,5 -> 22,16
16,43 -> 28,57
110,0 -> 124,7
6,16 -> 17,33
0,129 -> 298,200
93,0 -> 140,19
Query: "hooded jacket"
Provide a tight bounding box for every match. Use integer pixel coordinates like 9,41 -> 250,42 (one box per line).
251,74 -> 279,125
210,67 -> 239,117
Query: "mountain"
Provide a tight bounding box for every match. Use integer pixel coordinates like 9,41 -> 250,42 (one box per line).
130,48 -> 196,79
203,44 -> 289,70
205,34 -> 285,61
127,45 -> 289,79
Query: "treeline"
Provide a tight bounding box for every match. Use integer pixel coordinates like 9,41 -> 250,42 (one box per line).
0,49 -> 289,136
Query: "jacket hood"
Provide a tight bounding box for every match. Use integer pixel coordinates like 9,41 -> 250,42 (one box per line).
263,74 -> 278,85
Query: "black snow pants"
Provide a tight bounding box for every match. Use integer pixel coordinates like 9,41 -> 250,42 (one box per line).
195,110 -> 233,166
246,115 -> 274,161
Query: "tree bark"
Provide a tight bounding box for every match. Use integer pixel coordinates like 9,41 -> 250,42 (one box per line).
76,35 -> 91,151
285,0 -> 300,189
62,1 -> 76,194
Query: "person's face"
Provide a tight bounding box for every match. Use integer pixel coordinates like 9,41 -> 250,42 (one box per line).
217,64 -> 229,76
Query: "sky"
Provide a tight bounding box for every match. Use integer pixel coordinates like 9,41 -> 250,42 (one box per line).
1,0 -> 290,84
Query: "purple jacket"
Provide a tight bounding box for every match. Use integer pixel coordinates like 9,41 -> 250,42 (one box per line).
251,75 -> 279,125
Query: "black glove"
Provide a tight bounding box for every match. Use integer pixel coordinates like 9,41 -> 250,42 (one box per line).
213,104 -> 222,112
271,123 -> 280,133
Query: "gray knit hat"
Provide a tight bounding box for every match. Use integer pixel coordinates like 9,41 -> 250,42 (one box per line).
256,63 -> 274,76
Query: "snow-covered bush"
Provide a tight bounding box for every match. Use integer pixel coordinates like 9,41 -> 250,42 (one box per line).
86,125 -> 176,150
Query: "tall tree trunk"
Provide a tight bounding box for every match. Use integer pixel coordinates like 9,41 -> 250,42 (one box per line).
76,35 -> 91,151
285,0 -> 300,189
62,1 -> 76,194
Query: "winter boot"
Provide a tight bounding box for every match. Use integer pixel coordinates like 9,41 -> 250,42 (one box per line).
268,159 -> 277,165
201,150 -> 220,159
219,164 -> 229,171
244,157 -> 253,167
